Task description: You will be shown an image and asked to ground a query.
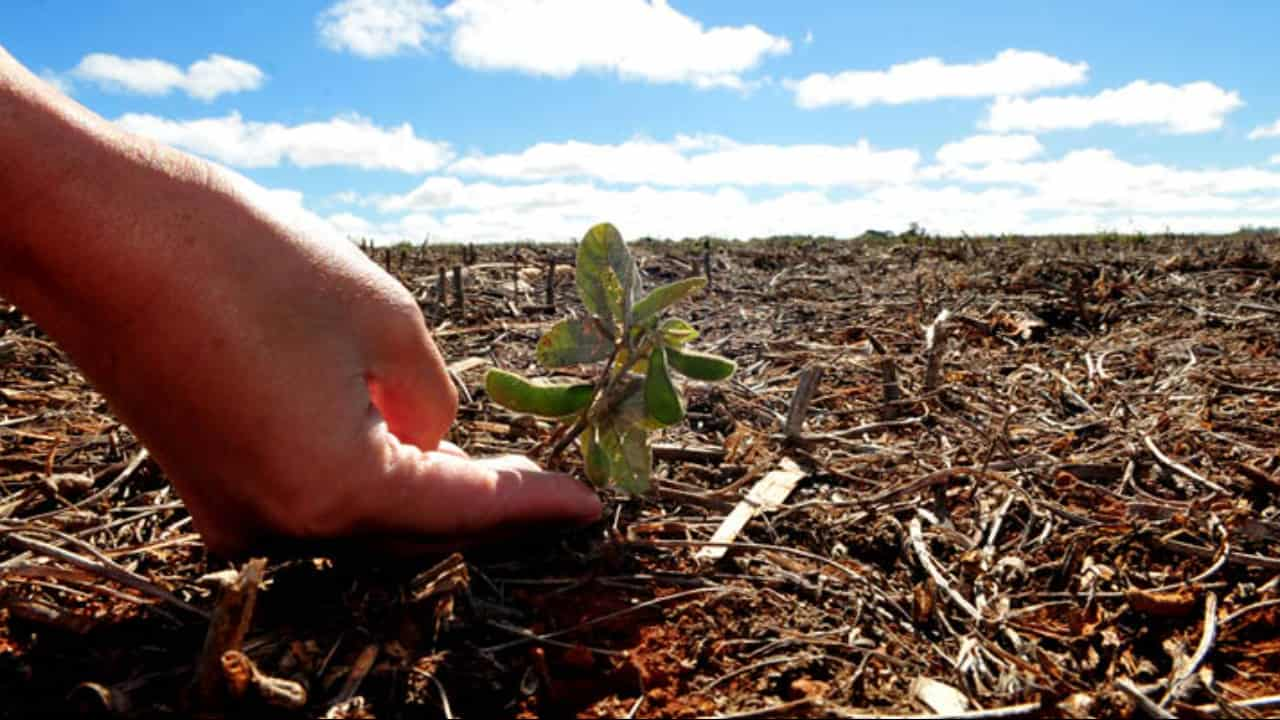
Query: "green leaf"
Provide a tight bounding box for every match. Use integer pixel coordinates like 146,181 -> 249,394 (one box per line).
576,223 -> 635,329
612,346 -> 649,375
595,425 -> 631,489
659,318 -> 699,347
630,277 -> 706,327
536,317 -> 614,368
581,425 -> 610,487
597,424 -> 650,494
609,237 -> 640,315
665,347 -> 736,382
604,371 -> 660,427
617,427 -> 652,494
644,347 -> 685,426
484,369 -> 595,417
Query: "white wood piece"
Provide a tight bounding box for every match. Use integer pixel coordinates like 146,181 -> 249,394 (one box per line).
695,458 -> 804,562
911,676 -> 970,715
447,356 -> 489,374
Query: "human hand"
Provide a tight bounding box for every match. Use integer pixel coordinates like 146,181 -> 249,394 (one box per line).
110,183 -> 603,557
92,183 -> 602,556
0,50 -> 601,555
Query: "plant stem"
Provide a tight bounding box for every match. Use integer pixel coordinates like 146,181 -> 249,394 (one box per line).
545,338 -> 648,466
545,345 -> 619,465
590,345 -> 647,421
546,417 -> 587,465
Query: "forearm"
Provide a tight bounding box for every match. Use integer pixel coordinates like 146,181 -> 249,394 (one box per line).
0,45 -> 221,345
0,48 -> 595,555
1,47 -> 319,385
0,45 -> 457,443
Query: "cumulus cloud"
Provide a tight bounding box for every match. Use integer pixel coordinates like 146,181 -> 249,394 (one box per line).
446,135 -> 919,187
339,171 -> 1280,245
986,80 -> 1243,134
933,148 -> 1280,214
1250,119 -> 1280,140
114,111 -> 452,172
328,142 -> 1280,244
317,0 -> 790,89
317,0 -> 444,58
358,176 -> 1034,242
70,53 -> 265,101
935,134 -> 1043,166
326,211 -> 379,237
328,190 -> 385,207
207,168 -> 347,246
280,125 -> 1280,245
790,49 -> 1087,109
446,0 -> 790,89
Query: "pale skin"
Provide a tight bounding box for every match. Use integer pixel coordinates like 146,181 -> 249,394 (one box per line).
0,46 -> 600,557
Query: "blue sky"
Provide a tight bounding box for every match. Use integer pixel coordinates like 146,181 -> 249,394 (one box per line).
6,0 -> 1280,242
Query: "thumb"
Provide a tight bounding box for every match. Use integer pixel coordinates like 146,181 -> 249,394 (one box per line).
353,443 -> 602,540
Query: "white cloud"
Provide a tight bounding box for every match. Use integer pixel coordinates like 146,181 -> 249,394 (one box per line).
72,54 -> 183,95
183,55 -> 267,101
339,146 -> 1280,243
37,69 -> 74,96
326,211 -> 379,237
1272,154 -> 1280,165
445,0 -> 791,88
790,49 -> 1087,109
670,133 -> 738,152
1110,214 -> 1280,233
303,163 -> 1280,245
115,111 -> 452,172
328,191 -> 368,206
932,148 -> 1280,213
360,176 -> 1035,243
446,135 -> 918,187
1250,119 -> 1280,140
986,80 -> 1243,134
70,53 -> 265,101
209,168 -> 346,246
318,0 -> 443,58
935,134 -> 1043,166
318,0 -> 791,89
116,115 -> 1280,244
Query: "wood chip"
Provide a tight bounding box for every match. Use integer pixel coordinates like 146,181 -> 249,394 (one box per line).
911,676 -> 970,715
695,458 -> 804,562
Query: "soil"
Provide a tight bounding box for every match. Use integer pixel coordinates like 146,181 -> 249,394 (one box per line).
2,232 -> 1279,718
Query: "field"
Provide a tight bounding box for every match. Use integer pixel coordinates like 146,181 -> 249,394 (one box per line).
2,233 -> 1279,718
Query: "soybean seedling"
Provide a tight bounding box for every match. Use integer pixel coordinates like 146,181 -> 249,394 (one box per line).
484,223 -> 735,493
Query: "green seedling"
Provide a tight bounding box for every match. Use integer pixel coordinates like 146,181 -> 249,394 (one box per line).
483,223 -> 735,494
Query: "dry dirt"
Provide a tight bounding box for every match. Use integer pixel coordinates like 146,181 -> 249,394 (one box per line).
2,233 -> 1279,718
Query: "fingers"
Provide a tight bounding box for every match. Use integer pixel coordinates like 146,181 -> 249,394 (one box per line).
363,301 -> 458,451
353,443 -> 602,540
436,440 -> 468,458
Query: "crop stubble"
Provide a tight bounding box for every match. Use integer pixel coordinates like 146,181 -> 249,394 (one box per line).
1,233 -> 1279,717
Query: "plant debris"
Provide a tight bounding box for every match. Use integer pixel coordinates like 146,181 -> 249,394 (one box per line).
3,233 -> 1280,718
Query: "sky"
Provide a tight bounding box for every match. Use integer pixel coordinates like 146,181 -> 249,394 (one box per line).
6,0 -> 1280,244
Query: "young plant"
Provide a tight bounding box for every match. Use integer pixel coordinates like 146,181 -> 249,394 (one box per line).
484,223 -> 735,493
